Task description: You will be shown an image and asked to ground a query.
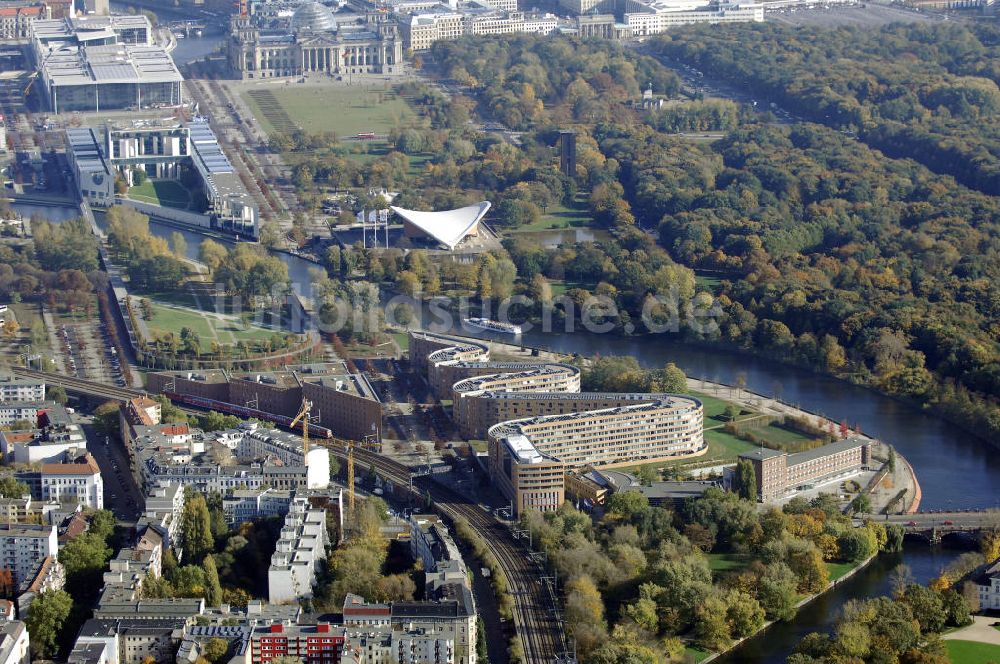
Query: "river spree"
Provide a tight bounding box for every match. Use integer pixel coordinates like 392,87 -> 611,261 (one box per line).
718,544 -> 966,663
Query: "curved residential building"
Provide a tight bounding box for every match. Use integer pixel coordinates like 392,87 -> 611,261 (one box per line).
408,332 -> 705,514
452,364 -> 581,439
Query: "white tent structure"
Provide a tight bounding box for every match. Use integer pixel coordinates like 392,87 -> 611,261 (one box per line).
390,201 -> 491,251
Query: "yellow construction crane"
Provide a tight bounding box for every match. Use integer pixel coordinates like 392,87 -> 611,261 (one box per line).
294,398 -> 356,512
289,398 -> 313,456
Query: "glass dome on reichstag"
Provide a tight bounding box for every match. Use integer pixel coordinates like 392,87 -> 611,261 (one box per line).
290,2 -> 337,33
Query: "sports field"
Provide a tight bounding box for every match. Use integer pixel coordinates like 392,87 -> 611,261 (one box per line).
146,301 -> 278,347
129,180 -> 194,211
242,85 -> 415,138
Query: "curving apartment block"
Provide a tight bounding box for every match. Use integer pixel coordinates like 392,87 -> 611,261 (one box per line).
408,332 -> 705,514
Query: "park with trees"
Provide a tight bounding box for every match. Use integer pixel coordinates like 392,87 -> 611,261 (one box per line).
515,485 -> 970,663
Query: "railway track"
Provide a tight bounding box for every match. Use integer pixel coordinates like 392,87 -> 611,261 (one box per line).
340,447 -> 565,664
17,368 -> 566,664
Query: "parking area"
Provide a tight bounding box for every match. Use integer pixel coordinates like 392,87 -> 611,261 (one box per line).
58,320 -> 127,386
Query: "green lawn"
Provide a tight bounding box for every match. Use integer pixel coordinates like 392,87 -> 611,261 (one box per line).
146,301 -> 278,346
684,646 -> 712,663
708,553 -> 750,573
619,389 -> 819,476
945,639 -> 1000,664
704,428 -> 758,458
550,280 -> 594,297
129,179 -> 194,211
825,561 -> 856,582
392,332 -> 410,352
697,392 -> 745,422
510,198 -> 593,232
243,85 -> 416,138
695,273 -> 724,294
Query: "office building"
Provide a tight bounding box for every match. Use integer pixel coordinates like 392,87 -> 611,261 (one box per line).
0,1 -> 48,41
30,16 -> 182,113
558,0 -> 612,14
146,364 -> 383,443
402,7 -> 557,50
67,119 -> 259,238
223,488 -> 295,526
739,437 -> 871,502
66,126 -> 115,205
559,130 -> 576,178
624,0 -> 763,36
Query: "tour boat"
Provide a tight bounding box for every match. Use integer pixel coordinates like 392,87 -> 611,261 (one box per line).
464,318 -> 522,335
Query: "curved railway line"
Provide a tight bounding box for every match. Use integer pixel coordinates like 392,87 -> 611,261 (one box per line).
14,368 -> 566,664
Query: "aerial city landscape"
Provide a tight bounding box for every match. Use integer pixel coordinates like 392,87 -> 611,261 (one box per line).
0,0 -> 998,661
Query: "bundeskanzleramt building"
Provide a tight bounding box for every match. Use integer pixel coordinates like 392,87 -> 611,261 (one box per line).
739,437 -> 871,503
408,332 -> 704,515
67,119 -> 259,238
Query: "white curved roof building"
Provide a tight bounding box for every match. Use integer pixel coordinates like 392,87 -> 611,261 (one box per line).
391,201 -> 491,250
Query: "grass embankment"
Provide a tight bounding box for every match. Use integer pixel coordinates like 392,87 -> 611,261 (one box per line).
619,390 -> 823,475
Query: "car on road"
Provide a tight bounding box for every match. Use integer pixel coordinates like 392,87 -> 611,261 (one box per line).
942,520 -> 954,526
906,520 -> 917,526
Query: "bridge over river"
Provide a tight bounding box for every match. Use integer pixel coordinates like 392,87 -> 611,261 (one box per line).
857,510 -> 1000,540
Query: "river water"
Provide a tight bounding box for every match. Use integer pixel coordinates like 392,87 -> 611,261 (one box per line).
14,201 -> 995,662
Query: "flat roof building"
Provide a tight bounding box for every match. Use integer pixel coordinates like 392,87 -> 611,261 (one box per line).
624,0 -> 762,36
30,16 -> 181,114
0,523 -> 57,586
0,374 -> 44,403
67,120 -> 258,238
267,497 -> 329,604
740,437 -> 871,503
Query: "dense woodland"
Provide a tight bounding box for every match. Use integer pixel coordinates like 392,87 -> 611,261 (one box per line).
653,23 -> 1000,195
414,34 -> 1000,445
